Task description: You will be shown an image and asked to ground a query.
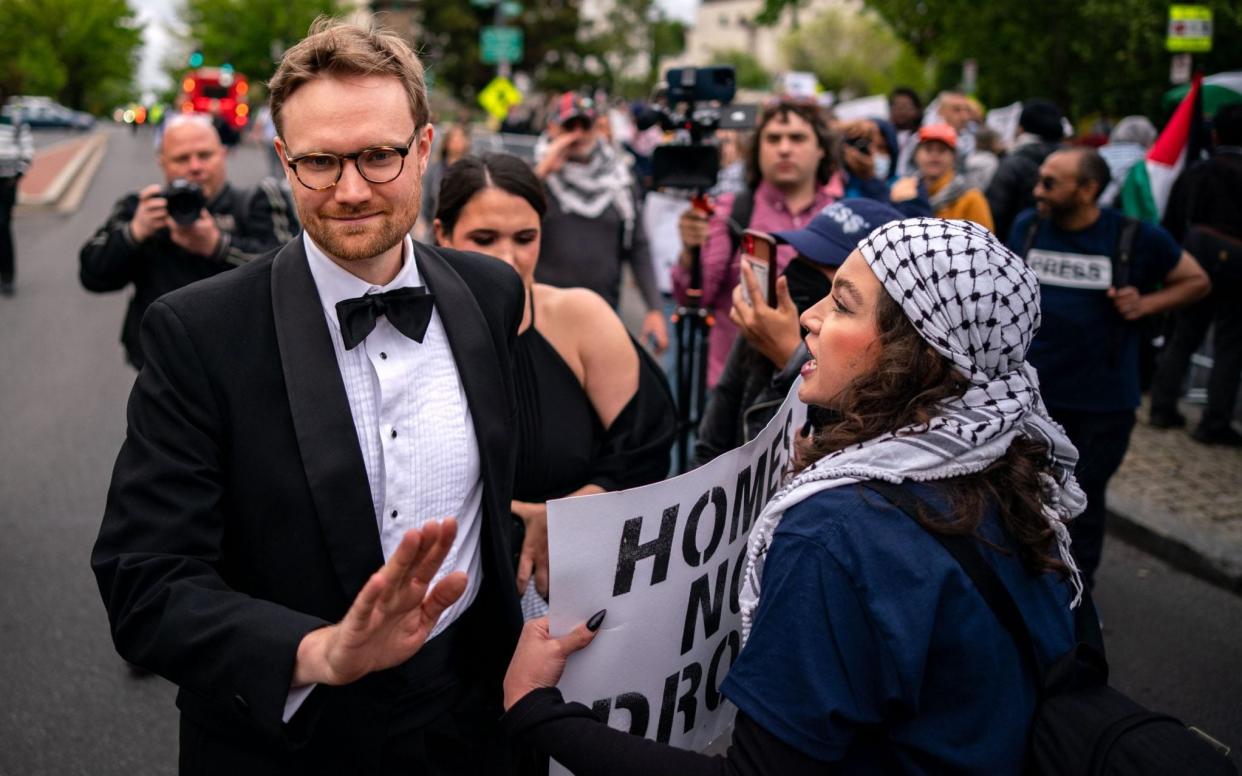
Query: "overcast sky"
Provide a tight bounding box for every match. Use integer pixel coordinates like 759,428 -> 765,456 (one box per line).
131,0 -> 700,92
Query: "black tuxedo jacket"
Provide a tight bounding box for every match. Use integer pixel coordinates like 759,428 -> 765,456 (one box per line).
91,237 -> 526,769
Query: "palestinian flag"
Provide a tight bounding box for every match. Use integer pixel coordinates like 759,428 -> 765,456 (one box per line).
1120,74 -> 1204,223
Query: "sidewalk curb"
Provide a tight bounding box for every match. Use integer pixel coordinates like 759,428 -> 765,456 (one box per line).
1107,489 -> 1242,595
54,134 -> 109,214
17,131 -> 108,208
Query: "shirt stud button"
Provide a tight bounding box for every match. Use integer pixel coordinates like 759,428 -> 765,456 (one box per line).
391,510 -> 398,518
391,428 -> 397,439
380,352 -> 388,360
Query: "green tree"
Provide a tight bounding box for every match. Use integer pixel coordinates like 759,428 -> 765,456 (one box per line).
413,0 -> 589,99
579,0 -> 687,96
180,0 -> 341,88
0,0 -> 142,111
862,0 -> 1242,120
755,0 -> 807,28
709,50 -> 772,91
781,7 -> 930,99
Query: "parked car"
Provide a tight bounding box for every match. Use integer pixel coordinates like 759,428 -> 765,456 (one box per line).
3,97 -> 95,130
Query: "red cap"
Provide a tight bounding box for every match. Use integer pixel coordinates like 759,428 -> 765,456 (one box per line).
917,123 -> 958,150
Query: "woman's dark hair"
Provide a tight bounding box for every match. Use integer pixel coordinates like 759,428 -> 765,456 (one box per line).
889,86 -> 923,111
435,152 -> 547,236
796,290 -> 1071,579
745,99 -> 838,190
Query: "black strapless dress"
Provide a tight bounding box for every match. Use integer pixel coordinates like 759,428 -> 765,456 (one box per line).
510,292 -> 676,614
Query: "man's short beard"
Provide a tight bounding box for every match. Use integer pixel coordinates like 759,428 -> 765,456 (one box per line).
308,215 -> 410,262
1044,199 -> 1080,225
296,184 -> 421,262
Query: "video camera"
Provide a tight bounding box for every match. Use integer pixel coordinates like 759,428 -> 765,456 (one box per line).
161,178 -> 206,226
647,66 -> 756,191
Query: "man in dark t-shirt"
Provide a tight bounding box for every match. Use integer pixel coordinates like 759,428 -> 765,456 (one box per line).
1009,148 -> 1209,587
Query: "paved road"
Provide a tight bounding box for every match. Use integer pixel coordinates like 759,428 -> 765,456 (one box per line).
1,125 -> 1238,774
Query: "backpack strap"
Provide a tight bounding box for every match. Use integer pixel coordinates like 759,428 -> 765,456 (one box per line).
861,480 -> 1109,679
725,187 -> 756,258
860,481 -> 1048,682
1020,215 -> 1043,259
1112,215 -> 1140,289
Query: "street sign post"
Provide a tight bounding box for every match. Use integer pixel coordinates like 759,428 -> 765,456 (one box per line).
1166,5 -> 1212,53
478,75 -> 523,121
480,26 -> 524,65
1170,53 -> 1193,85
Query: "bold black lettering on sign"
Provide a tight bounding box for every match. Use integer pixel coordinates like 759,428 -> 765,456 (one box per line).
592,692 -> 651,736
730,453 -> 766,543
656,663 -> 702,743
589,629 -> 743,742
612,505 -> 678,596
682,486 -> 728,568
767,410 -> 793,499
681,557 -> 729,654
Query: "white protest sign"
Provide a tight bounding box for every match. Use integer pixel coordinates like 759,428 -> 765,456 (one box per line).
985,101 -> 1023,151
546,382 -> 807,769
832,94 -> 890,122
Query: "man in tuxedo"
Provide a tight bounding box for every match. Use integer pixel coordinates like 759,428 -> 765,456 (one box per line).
91,19 -> 526,774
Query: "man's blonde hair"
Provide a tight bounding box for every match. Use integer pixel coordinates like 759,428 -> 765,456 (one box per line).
267,17 -> 429,137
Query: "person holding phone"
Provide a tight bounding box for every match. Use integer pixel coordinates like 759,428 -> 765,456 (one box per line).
692,199 -> 904,467
500,218 -> 1086,774
674,99 -> 842,390
837,118 -> 933,221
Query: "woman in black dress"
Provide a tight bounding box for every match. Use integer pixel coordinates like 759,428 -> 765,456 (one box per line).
434,153 -> 675,617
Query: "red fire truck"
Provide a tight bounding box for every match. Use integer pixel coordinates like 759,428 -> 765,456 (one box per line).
177,67 -> 250,132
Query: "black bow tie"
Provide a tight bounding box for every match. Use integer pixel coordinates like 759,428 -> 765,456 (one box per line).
335,286 -> 436,351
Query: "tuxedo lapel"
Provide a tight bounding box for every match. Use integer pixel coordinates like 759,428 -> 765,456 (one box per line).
270,239 -> 384,599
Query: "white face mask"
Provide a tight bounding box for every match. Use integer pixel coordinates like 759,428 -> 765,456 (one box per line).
872,153 -> 892,180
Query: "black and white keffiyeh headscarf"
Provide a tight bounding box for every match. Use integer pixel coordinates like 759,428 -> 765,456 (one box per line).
739,218 -> 1087,642
534,135 -> 637,249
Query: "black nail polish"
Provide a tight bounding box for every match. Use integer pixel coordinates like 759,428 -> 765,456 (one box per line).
586,609 -> 607,632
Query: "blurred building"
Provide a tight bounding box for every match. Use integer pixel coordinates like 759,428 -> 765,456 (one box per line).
670,0 -> 856,74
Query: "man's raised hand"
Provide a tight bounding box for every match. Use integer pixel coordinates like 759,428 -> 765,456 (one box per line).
293,518 -> 467,687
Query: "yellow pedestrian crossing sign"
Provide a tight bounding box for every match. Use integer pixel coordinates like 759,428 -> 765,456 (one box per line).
478,76 -> 523,121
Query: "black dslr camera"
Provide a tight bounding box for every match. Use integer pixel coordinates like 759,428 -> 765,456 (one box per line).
647,66 -> 756,191
161,178 -> 206,226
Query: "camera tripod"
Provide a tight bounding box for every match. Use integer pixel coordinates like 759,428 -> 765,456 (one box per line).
671,218 -> 714,474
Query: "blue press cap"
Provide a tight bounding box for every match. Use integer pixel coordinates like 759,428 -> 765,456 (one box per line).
771,198 -> 903,268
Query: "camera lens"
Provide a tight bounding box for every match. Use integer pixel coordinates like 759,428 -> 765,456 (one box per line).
163,179 -> 206,226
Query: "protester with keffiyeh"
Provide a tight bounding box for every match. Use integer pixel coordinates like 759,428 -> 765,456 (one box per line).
534,92 -> 668,353
500,218 -> 1084,775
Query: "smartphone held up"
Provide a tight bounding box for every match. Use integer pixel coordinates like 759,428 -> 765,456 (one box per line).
740,229 -> 778,308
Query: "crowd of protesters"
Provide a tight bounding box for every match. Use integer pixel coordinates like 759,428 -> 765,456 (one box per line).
79,16 -> 1242,773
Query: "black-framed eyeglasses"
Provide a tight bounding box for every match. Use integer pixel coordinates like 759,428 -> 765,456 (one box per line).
283,132 -> 418,191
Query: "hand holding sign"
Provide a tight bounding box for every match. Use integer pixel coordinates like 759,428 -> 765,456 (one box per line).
545,381 -> 807,765
513,499 -> 550,597
504,612 -> 607,710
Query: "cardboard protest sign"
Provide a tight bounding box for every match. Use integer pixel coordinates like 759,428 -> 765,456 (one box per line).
546,382 -> 807,767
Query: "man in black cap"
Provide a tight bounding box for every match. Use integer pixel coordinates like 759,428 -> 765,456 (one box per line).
533,91 -> 667,352
691,198 -> 903,466
987,98 -> 1066,241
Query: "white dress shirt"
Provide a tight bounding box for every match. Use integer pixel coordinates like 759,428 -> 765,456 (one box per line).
285,232 -> 484,720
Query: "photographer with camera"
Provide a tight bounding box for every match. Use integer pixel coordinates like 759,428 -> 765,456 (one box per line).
673,99 -> 841,390
79,114 -> 295,368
